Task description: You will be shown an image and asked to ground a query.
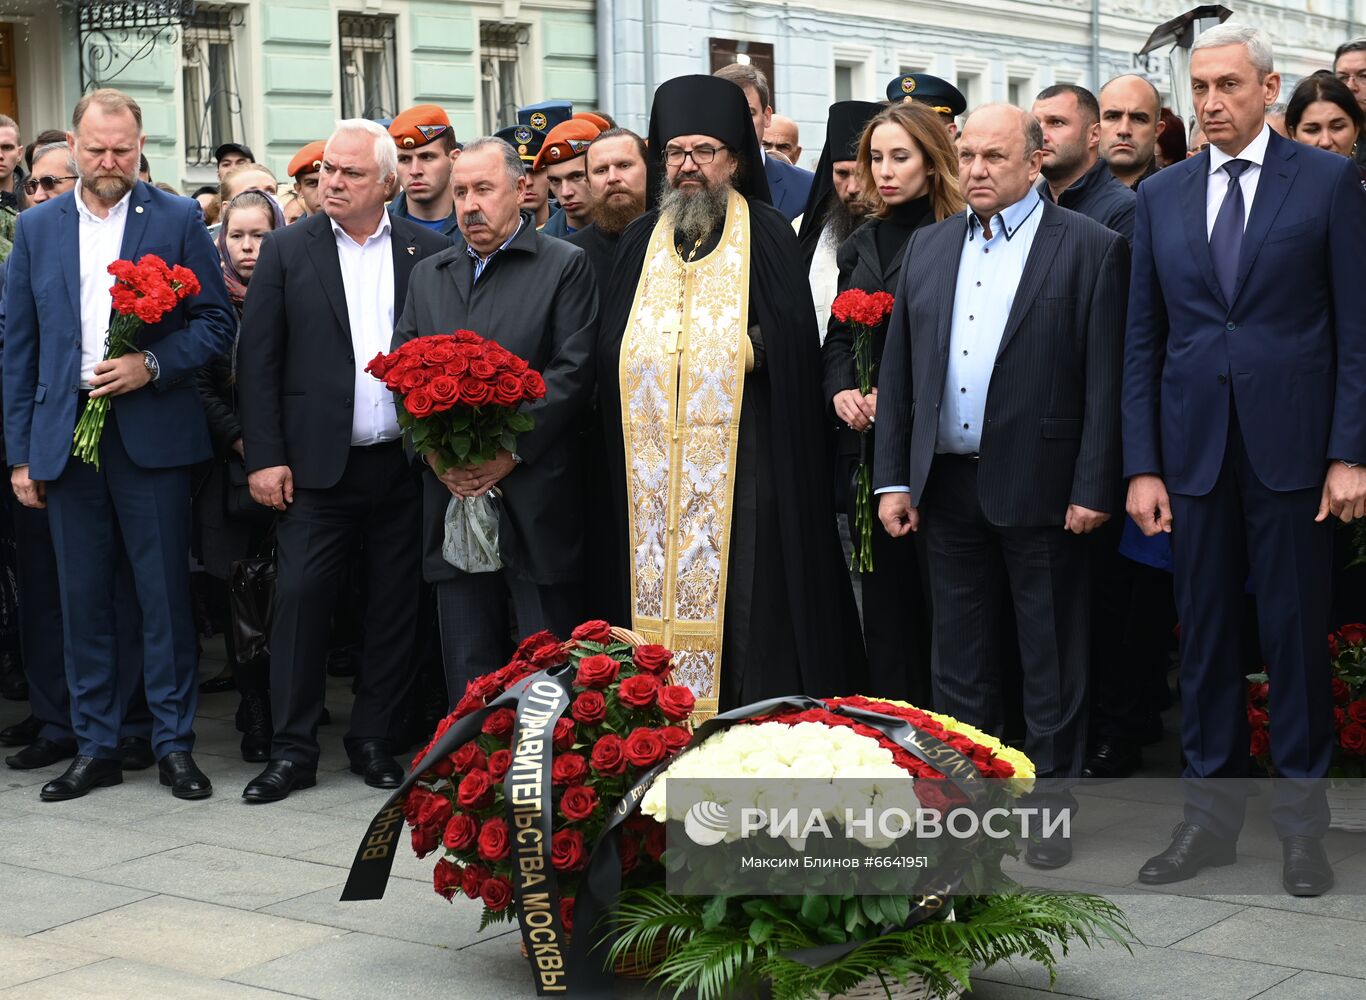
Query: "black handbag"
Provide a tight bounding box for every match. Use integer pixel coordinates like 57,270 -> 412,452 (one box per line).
227,543 -> 275,666
224,456 -> 275,524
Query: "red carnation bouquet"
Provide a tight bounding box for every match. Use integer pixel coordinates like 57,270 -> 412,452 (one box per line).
403,622 -> 694,931
366,330 -> 545,572
73,253 -> 201,467
830,288 -> 896,572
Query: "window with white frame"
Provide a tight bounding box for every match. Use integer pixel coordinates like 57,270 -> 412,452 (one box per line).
480,22 -> 530,135
182,4 -> 245,166
339,13 -> 398,120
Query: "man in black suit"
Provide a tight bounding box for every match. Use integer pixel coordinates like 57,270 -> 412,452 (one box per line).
393,137 -> 598,702
236,120 -> 450,802
875,104 -> 1129,869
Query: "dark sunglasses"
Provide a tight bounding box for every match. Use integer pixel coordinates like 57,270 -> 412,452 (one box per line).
23,174 -> 78,194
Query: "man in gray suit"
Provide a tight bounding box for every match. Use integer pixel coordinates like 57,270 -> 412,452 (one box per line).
393,137 -> 598,703
874,104 -> 1130,869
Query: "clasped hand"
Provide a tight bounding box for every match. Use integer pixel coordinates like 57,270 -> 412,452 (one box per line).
430,450 -> 517,498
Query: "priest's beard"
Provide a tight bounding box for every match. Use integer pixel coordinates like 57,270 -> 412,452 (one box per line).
825,191 -> 864,246
658,174 -> 732,248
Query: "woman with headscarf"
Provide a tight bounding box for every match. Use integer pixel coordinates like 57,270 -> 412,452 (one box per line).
821,101 -> 965,707
195,189 -> 283,761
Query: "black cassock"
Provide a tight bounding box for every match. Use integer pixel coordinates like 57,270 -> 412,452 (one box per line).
594,198 -> 867,708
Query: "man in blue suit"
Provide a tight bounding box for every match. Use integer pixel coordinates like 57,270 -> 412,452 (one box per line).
1124,26 -> 1366,897
714,62 -> 814,221
3,89 -> 235,802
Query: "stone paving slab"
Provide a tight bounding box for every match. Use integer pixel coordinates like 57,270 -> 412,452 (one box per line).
0,811 -> 191,876
0,932 -> 105,990
0,958 -> 301,999
85,843 -> 348,910
0,863 -> 153,936
1171,905 -> 1366,978
971,940 -> 1300,1000
32,895 -> 346,979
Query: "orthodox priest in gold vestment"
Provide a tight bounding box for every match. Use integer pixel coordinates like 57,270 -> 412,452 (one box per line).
596,75 -> 865,719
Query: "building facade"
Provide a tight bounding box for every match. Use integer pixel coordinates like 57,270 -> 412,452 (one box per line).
0,0 -> 597,189
0,1 -> 1359,186
603,0 -> 1364,168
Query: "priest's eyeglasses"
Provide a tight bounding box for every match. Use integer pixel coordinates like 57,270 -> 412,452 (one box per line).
663,145 -> 729,166
23,175 -> 78,194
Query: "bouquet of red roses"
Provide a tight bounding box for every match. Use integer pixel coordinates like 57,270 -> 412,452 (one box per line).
403,622 -> 695,932
73,253 -> 201,467
830,288 -> 896,572
366,330 -> 545,572
1248,623 -> 1366,779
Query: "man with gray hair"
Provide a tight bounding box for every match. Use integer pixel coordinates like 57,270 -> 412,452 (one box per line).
236,118 -> 450,803
1125,24 -> 1366,896
876,102 -> 1129,871
391,136 -> 598,700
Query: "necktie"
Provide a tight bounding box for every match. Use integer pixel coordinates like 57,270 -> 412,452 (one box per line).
1209,159 -> 1251,302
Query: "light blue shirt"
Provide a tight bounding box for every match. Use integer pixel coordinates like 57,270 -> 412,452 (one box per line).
467,217 -> 525,283
879,188 -> 1043,494
937,189 -> 1043,454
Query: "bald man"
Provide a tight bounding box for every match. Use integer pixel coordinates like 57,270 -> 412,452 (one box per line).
763,114 -> 802,167
1099,75 -> 1166,188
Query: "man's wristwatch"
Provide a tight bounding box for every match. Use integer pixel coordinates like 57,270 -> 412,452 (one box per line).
142,351 -> 160,382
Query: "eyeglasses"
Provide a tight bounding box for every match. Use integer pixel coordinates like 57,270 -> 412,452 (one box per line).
1336,71 -> 1366,86
662,145 -> 728,166
22,175 -> 78,195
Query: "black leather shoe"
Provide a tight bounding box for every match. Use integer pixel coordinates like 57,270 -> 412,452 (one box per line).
243,759 -> 317,803
0,714 -> 43,747
1138,822 -> 1237,884
238,691 -> 272,763
6,737 -> 77,770
349,739 -> 403,788
198,664 -> 235,694
1025,830 -> 1073,869
39,755 -> 123,801
1081,740 -> 1141,780
118,736 -> 155,771
158,751 -> 213,800
1282,836 -> 1333,897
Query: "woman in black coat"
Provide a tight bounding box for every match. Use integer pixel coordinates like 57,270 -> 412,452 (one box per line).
821,102 -> 964,707
195,189 -> 282,760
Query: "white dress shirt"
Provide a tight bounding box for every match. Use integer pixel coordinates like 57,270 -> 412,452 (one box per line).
331,214 -> 399,446
1206,124 -> 1270,238
74,182 -> 131,387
